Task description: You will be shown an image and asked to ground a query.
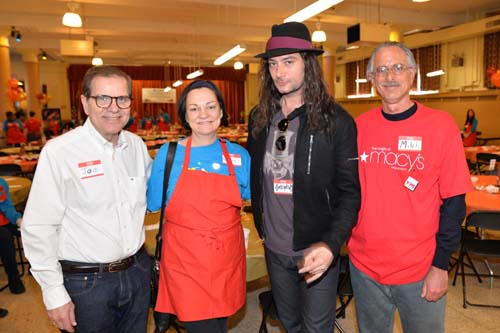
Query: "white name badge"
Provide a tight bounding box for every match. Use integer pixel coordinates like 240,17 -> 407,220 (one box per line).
398,136 -> 422,152
79,160 -> 104,179
404,176 -> 419,192
222,154 -> 242,166
273,179 -> 293,195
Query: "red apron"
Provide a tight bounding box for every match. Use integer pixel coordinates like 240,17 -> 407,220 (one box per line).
155,137 -> 246,321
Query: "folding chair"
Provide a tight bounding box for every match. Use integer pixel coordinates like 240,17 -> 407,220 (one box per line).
0,226 -> 28,292
475,153 -> 499,175
0,164 -> 24,177
452,210 -> 500,308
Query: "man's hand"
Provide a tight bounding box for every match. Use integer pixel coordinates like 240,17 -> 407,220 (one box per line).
421,266 -> 448,302
298,242 -> 334,284
47,301 -> 77,332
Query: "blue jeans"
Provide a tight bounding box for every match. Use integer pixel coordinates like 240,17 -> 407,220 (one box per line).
265,247 -> 339,333
349,261 -> 446,333
62,248 -> 151,333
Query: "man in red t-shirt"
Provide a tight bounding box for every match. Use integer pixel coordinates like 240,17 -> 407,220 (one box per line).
348,42 -> 473,333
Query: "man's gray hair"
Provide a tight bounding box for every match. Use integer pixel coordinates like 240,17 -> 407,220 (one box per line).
366,42 -> 417,78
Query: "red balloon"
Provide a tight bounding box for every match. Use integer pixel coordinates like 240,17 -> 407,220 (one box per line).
491,72 -> 500,88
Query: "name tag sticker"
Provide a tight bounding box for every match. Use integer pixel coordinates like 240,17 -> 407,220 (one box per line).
79,160 -> 104,179
273,179 -> 293,195
404,176 -> 419,192
222,154 -> 242,166
398,136 -> 422,152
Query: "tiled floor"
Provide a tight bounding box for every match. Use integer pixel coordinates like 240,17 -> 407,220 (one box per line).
1,258 -> 500,332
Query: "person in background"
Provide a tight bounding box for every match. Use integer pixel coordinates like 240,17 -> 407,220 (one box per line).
348,41 -> 473,333
157,108 -> 170,131
140,111 -> 156,130
24,111 -> 42,142
3,111 -> 26,146
247,21 -> 360,332
0,177 -> 25,295
21,65 -> 152,333
463,108 -> 478,147
147,80 -> 250,333
125,111 -> 139,133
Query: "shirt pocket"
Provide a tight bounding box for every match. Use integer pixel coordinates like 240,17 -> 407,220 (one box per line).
126,175 -> 147,209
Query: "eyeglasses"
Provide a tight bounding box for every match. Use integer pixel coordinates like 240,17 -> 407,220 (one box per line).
275,118 -> 289,151
372,63 -> 413,77
89,95 -> 132,109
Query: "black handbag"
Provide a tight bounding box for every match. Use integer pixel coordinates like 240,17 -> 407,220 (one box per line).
150,142 -> 182,333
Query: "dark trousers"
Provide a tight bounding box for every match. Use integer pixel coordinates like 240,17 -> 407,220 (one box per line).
62,248 -> 151,333
265,247 -> 339,333
0,224 -> 21,283
182,317 -> 228,333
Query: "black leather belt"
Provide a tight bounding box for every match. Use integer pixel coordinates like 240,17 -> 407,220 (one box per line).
60,245 -> 145,274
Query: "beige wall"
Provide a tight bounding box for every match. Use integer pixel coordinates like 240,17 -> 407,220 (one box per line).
11,61 -> 72,121
338,91 -> 500,137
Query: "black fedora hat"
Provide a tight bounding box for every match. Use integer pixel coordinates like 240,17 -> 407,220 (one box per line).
255,21 -> 324,59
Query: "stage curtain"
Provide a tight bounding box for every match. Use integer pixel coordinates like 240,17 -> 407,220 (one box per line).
67,65 -> 245,125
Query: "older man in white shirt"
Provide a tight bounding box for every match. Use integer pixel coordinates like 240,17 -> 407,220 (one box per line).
21,65 -> 152,333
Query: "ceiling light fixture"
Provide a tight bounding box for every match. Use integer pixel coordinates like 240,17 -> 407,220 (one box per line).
426,69 -> 445,77
214,44 -> 246,66
284,0 -> 344,23
92,56 -> 103,66
91,41 -> 103,66
172,80 -> 184,88
172,64 -> 183,87
62,3 -> 83,28
186,69 -> 204,80
311,19 -> 327,43
164,61 -> 172,92
234,61 -> 244,70
412,0 -> 431,3
425,44 -> 444,78
40,50 -> 48,60
11,27 -> 21,42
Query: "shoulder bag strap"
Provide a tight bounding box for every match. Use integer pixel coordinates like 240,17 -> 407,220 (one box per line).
154,141 -> 178,260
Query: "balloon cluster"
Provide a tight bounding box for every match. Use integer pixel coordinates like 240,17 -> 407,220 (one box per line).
36,92 -> 51,105
7,78 -> 27,102
487,66 -> 500,88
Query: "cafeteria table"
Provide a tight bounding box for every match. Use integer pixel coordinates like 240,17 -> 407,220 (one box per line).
467,175 -> 500,239
144,207 -> 267,282
3,175 -> 32,207
0,155 -> 38,174
464,145 -> 500,162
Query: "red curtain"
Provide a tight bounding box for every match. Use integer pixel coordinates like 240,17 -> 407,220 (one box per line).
484,31 -> 500,88
68,65 -> 245,125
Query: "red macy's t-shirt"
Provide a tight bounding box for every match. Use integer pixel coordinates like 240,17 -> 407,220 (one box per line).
348,103 -> 473,285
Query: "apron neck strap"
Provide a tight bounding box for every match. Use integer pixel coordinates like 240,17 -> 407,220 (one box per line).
182,137 -> 236,176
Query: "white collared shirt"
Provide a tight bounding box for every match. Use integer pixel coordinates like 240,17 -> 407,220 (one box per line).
21,119 -> 152,310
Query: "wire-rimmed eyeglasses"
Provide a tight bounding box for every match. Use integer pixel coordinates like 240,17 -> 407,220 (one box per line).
275,118 -> 289,151
372,63 -> 413,77
89,95 -> 132,109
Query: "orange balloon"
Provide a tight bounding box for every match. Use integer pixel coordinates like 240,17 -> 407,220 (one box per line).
8,78 -> 18,89
491,72 -> 500,88
486,66 -> 498,78
7,89 -> 19,101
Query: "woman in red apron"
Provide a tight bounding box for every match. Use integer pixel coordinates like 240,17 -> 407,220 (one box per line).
147,80 -> 251,333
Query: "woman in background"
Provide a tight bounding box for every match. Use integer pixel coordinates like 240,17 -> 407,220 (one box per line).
463,108 -> 478,146
147,80 -> 250,333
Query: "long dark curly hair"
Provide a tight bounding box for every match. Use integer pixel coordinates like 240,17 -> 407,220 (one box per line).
250,52 -> 336,138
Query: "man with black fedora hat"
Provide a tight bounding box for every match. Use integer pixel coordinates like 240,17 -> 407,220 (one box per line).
247,21 -> 360,332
